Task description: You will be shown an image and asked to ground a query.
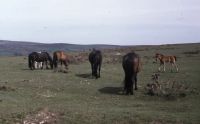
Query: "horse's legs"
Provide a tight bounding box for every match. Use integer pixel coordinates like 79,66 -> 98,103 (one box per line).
134,74 -> 138,90
174,62 -> 179,72
41,62 -> 44,69
158,63 -> 162,72
30,60 -> 34,70
53,61 -> 58,71
126,81 -> 131,95
91,63 -> 94,77
94,64 -> 98,79
124,74 -> 129,95
61,61 -> 63,67
55,62 -> 58,72
163,62 -> 166,72
98,63 -> 101,78
40,62 -> 43,69
34,61 -> 37,69
63,61 -> 68,70
45,61 -> 49,69
124,73 -> 133,95
33,60 -> 36,70
158,66 -> 161,72
130,81 -> 133,95
38,62 -> 40,69
171,63 -> 174,72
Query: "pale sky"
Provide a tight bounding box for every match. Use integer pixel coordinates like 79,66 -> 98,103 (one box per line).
0,0 -> 200,45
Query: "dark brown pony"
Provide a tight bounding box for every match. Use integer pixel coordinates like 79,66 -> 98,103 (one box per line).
28,51 -> 53,70
53,51 -> 70,70
89,49 -> 102,79
122,52 -> 141,95
155,53 -> 178,72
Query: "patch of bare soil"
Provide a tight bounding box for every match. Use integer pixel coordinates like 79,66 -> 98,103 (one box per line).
23,108 -> 60,124
0,85 -> 15,91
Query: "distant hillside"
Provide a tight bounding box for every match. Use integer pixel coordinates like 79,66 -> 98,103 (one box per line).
0,40 -> 120,56
0,40 -> 199,56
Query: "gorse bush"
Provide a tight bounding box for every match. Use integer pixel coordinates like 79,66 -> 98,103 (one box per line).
146,74 -> 191,100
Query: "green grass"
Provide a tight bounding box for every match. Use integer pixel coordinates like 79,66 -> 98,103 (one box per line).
0,44 -> 200,124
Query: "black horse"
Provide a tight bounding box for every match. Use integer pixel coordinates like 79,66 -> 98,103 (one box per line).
89,49 -> 102,79
122,52 -> 141,95
28,51 -> 53,70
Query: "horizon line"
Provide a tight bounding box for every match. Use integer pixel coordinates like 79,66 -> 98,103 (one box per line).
0,39 -> 199,46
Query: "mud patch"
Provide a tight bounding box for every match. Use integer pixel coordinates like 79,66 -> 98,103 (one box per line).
0,85 -> 15,91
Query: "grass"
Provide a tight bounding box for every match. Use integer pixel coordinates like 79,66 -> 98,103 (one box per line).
0,44 -> 200,123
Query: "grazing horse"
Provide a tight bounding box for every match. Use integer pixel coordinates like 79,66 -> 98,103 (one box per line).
155,53 -> 178,72
122,52 -> 141,95
28,52 -> 53,70
53,51 -> 70,70
89,49 -> 102,79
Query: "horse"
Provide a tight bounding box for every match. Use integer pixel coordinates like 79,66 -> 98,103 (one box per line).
89,49 -> 102,79
28,51 -> 53,70
122,52 -> 141,95
53,51 -> 70,71
155,53 -> 178,72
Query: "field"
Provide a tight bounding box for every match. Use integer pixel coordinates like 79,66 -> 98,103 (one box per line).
0,43 -> 200,124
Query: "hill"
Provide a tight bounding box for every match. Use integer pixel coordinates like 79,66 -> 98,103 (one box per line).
0,40 -> 120,56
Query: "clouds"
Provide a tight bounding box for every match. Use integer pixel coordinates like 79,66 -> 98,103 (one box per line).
0,0 -> 199,45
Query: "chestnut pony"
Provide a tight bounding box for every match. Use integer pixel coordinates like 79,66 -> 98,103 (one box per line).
53,51 -> 70,70
122,52 -> 141,95
155,53 -> 178,72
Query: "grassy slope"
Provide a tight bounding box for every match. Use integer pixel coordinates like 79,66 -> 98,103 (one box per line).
0,44 -> 200,123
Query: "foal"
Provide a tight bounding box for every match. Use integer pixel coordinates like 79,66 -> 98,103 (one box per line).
155,53 -> 178,72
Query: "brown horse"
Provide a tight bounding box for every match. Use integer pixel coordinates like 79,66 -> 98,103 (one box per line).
53,51 -> 70,71
122,52 -> 141,95
155,53 -> 178,72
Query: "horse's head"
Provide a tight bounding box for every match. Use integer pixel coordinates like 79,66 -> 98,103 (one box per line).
50,61 -> 53,69
45,52 -> 53,69
63,58 -> 70,70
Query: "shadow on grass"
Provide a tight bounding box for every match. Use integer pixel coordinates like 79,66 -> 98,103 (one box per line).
21,68 -> 31,70
99,87 -> 124,95
75,73 -> 92,79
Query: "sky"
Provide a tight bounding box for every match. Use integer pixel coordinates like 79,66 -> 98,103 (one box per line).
0,0 -> 200,45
